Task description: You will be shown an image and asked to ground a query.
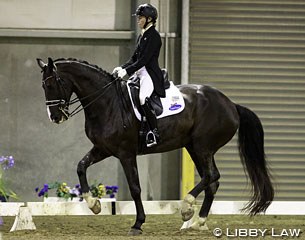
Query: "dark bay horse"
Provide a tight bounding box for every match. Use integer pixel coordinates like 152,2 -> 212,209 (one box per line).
37,57 -> 274,235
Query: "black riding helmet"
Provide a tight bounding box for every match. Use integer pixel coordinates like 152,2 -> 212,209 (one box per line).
133,3 -> 158,27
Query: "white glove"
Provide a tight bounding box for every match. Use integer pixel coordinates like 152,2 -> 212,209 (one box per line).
117,68 -> 127,78
112,66 -> 122,74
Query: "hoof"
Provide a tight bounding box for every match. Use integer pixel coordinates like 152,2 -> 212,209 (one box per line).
190,217 -> 209,231
128,228 -> 143,236
181,207 -> 195,221
90,199 -> 101,215
181,194 -> 196,221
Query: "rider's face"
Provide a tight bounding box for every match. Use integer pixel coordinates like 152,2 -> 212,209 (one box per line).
137,16 -> 146,29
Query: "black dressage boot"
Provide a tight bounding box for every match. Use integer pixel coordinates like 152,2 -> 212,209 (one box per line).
141,98 -> 160,147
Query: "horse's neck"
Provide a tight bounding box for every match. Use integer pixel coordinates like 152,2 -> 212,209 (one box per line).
59,64 -> 114,109
58,63 -> 111,97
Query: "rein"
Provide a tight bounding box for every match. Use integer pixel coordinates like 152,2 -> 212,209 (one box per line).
68,77 -> 120,117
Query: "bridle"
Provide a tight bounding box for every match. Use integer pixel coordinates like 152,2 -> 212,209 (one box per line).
42,69 -> 120,119
43,71 -> 70,119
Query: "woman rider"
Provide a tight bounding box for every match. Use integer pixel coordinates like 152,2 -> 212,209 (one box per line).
113,3 -> 165,147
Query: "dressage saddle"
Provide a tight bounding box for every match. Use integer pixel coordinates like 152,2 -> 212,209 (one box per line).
128,69 -> 170,116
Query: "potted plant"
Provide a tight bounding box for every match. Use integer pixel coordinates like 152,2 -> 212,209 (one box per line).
35,181 -> 118,201
0,156 -> 17,202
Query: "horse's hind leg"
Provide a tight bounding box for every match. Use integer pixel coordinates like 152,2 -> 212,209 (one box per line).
200,158 -> 220,218
191,158 -> 220,230
181,148 -> 220,230
181,148 -> 210,221
77,146 -> 109,214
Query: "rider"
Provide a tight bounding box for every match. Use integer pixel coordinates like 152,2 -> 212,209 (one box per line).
113,3 -> 165,147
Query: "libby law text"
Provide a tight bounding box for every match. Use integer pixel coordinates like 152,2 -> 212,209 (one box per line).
214,228 -> 302,238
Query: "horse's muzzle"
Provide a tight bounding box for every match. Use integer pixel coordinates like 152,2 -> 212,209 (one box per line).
47,106 -> 69,124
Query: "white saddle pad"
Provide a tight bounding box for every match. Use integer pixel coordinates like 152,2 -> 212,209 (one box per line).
127,81 -> 185,121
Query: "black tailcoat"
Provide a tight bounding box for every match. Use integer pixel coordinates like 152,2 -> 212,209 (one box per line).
122,26 -> 165,97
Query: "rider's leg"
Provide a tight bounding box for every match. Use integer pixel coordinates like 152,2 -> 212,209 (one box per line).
138,67 -> 154,105
137,67 -> 159,147
141,98 -> 160,147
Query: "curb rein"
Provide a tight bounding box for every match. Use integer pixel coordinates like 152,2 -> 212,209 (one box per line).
68,77 -> 121,118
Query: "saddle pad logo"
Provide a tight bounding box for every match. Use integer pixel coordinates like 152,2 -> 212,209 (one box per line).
169,103 -> 182,111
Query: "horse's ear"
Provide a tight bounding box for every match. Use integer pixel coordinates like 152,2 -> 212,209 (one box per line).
48,57 -> 54,70
36,58 -> 47,70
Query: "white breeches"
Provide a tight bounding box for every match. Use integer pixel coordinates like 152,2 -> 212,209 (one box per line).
134,67 -> 154,105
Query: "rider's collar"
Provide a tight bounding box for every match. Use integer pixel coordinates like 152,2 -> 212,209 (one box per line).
141,23 -> 153,35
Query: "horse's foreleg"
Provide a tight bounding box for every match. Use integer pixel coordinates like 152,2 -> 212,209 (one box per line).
77,147 -> 108,214
119,155 -> 145,235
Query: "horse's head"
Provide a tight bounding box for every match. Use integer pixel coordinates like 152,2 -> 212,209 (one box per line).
37,57 -> 72,124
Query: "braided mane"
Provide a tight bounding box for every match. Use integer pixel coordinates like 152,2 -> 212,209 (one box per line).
54,58 -> 113,79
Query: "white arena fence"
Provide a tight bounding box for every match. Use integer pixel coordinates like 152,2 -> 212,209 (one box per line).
1,200 -> 304,232
1,200 -> 305,216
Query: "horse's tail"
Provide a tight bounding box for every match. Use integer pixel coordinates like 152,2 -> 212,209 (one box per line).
236,104 -> 274,215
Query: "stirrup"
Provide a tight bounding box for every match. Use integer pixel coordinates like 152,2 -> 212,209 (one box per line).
146,130 -> 157,147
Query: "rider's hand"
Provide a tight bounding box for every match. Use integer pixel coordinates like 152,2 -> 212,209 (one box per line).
117,69 -> 127,78
112,66 -> 122,74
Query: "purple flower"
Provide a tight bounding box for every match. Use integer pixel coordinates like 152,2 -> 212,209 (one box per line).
74,184 -> 82,195
38,189 -> 46,197
0,156 -> 15,170
70,187 -> 81,197
105,185 -> 118,198
106,186 -> 118,191
36,184 -> 49,197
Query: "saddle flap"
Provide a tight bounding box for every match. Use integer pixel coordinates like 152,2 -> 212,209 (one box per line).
150,93 -> 163,115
